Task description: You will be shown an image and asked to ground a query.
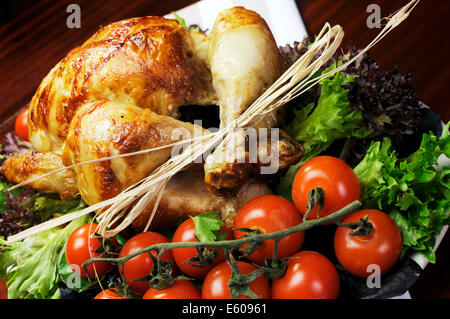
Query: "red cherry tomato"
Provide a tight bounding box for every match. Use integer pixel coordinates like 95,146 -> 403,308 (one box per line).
119,232 -> 175,295
94,289 -> 124,299
15,107 -> 29,141
272,251 -> 340,299
334,209 -> 402,278
233,195 -> 305,265
65,223 -> 113,279
142,280 -> 201,299
292,156 -> 360,220
202,261 -> 270,299
172,218 -> 232,279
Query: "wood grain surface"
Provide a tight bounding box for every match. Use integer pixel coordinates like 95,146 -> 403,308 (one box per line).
0,0 -> 448,299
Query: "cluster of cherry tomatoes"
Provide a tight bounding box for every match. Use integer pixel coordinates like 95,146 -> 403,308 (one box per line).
64,156 -> 402,299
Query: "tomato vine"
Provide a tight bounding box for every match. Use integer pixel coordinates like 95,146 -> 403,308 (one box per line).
82,191 -> 362,298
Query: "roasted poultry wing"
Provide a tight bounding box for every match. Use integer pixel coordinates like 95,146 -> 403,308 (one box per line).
2,7 -> 304,230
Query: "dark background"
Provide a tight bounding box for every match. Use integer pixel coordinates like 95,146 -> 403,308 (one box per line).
0,0 -> 448,298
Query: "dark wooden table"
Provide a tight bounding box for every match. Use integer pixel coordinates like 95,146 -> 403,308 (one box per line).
0,0 -> 448,299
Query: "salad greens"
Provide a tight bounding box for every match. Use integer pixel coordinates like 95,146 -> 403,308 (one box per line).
57,252 -> 92,293
354,123 -> 450,262
0,132 -> 85,238
0,182 -> 85,238
277,63 -> 370,200
285,63 -> 370,153
32,195 -> 85,223
0,182 -> 21,213
274,50 -> 448,263
172,12 -> 200,32
0,215 -> 90,299
284,40 -> 426,165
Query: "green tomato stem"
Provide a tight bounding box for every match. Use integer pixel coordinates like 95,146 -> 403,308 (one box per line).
82,200 -> 361,269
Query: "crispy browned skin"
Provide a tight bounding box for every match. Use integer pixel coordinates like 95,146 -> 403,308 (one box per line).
257,130 -> 305,170
28,16 -> 215,153
204,161 -> 251,197
61,99 -> 207,206
1,151 -> 78,199
2,99 -> 207,207
204,129 -> 305,196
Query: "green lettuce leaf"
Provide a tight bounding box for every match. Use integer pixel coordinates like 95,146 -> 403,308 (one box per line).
0,240 -> 21,280
0,215 -> 90,299
286,63 -> 369,152
31,195 -> 85,223
57,252 -> 92,292
354,122 -> 450,262
277,63 -> 370,200
0,182 -> 85,238
0,182 -> 21,214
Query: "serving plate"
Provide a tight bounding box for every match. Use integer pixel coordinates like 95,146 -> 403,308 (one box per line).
165,0 -> 449,299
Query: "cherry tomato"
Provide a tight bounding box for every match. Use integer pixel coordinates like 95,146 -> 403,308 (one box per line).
272,251 -> 340,299
94,289 -> 125,299
65,223 -> 113,279
233,195 -> 305,265
119,232 -> 175,295
15,107 -> 29,141
334,209 -> 402,278
202,261 -> 270,299
292,156 -> 360,220
172,218 -> 232,279
142,280 -> 201,299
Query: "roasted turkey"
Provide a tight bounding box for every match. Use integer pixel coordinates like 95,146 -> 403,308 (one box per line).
2,7 -> 304,231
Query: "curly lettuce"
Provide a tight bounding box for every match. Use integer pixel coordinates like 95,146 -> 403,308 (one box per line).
0,184 -> 85,238
286,64 -> 369,152
354,123 -> 450,262
0,215 -> 90,299
277,63 -> 370,200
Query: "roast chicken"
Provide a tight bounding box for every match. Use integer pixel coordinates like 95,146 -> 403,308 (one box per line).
2,7 -> 304,230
